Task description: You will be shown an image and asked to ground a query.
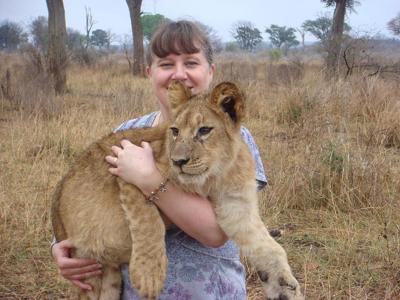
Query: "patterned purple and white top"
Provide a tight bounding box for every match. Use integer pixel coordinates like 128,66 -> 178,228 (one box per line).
117,112 -> 268,300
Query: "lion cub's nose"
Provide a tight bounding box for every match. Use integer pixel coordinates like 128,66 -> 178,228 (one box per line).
172,158 -> 190,167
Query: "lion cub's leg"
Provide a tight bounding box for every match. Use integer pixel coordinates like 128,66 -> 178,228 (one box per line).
74,248 -> 101,300
216,191 -> 303,300
76,267 -> 120,300
99,266 -> 122,300
118,180 -> 167,300
73,253 -> 120,300
77,282 -> 100,300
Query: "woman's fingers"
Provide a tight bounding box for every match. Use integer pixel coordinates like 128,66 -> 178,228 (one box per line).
57,239 -> 74,249
57,256 -> 99,270
120,139 -> 134,148
141,141 -> 152,151
105,155 -> 118,166
111,145 -> 122,156
71,279 -> 93,291
60,262 -> 102,277
60,262 -> 102,291
68,269 -> 103,280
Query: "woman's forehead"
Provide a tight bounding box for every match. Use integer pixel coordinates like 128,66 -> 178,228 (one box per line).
154,51 -> 205,60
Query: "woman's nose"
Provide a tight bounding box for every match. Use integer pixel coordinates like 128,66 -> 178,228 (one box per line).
171,64 -> 187,80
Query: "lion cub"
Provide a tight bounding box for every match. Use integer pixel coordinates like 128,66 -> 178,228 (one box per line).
52,81 -> 303,300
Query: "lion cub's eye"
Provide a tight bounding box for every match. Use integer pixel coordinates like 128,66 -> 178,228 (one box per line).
170,127 -> 179,137
197,127 -> 213,136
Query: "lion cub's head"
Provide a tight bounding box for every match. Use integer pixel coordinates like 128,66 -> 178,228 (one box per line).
165,80 -> 245,185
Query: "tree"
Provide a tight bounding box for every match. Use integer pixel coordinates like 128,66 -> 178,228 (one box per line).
91,29 -> 110,49
225,41 -> 239,52
265,24 -> 299,53
231,21 -> 263,52
126,0 -> 145,76
195,22 -> 223,53
46,0 -> 67,94
297,28 -> 306,48
302,16 -> 351,43
84,7 -> 95,49
302,17 -> 333,42
322,0 -> 359,75
141,13 -> 169,43
30,16 -> 48,53
67,28 -> 85,51
388,12 -> 400,36
0,21 -> 27,51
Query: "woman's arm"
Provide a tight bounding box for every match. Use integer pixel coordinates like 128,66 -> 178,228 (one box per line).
146,180 -> 228,248
106,139 -> 228,248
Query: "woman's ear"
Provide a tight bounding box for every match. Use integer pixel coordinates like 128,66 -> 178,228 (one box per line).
209,63 -> 216,76
146,65 -> 152,78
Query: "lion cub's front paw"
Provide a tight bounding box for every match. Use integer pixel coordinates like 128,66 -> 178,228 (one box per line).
129,255 -> 167,300
258,269 -> 303,300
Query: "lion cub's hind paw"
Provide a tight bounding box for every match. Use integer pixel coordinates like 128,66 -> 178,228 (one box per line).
129,259 -> 167,300
259,270 -> 304,300
131,271 -> 165,300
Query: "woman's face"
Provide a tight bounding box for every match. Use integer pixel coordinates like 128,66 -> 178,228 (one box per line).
146,50 -> 215,110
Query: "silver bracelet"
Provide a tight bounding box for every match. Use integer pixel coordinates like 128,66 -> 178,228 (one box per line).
146,178 -> 169,202
50,237 -> 58,256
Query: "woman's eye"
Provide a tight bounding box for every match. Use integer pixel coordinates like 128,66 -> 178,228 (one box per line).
197,127 -> 213,136
160,63 -> 173,68
185,61 -> 198,67
170,127 -> 179,136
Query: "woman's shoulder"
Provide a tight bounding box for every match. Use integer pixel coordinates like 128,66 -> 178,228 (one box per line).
114,111 -> 159,132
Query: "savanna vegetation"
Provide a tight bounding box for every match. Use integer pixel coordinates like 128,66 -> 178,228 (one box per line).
0,48 -> 399,299
1,0 -> 400,298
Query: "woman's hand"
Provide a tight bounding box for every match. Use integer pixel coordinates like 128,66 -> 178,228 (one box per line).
105,140 -> 163,195
52,240 -> 102,290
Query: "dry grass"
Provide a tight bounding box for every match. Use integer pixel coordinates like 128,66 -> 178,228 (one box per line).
0,53 -> 399,299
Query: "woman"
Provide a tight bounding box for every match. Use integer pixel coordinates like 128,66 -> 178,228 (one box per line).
52,20 -> 267,299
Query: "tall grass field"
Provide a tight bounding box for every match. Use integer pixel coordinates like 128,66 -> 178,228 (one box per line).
0,52 -> 399,299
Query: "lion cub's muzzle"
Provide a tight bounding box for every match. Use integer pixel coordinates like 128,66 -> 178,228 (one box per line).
172,158 -> 189,167
170,156 -> 208,176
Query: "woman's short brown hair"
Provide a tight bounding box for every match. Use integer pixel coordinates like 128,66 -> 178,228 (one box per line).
146,20 -> 213,66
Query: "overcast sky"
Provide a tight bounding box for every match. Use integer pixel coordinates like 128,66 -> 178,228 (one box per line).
0,0 -> 398,43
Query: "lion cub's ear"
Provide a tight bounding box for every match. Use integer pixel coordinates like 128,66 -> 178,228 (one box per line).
210,82 -> 245,125
168,80 -> 192,115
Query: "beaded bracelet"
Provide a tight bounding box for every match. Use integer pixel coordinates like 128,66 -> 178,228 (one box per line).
146,178 -> 169,202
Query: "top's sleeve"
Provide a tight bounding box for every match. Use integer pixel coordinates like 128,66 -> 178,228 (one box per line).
114,111 -> 158,132
240,126 -> 268,191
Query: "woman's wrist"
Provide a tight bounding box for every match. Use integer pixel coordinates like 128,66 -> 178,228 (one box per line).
139,169 -> 165,197
146,178 -> 169,202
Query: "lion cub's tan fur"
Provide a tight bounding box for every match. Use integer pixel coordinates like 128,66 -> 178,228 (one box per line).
52,81 -> 303,300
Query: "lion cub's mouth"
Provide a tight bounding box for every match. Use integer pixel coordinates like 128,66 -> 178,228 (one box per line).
177,165 -> 209,176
